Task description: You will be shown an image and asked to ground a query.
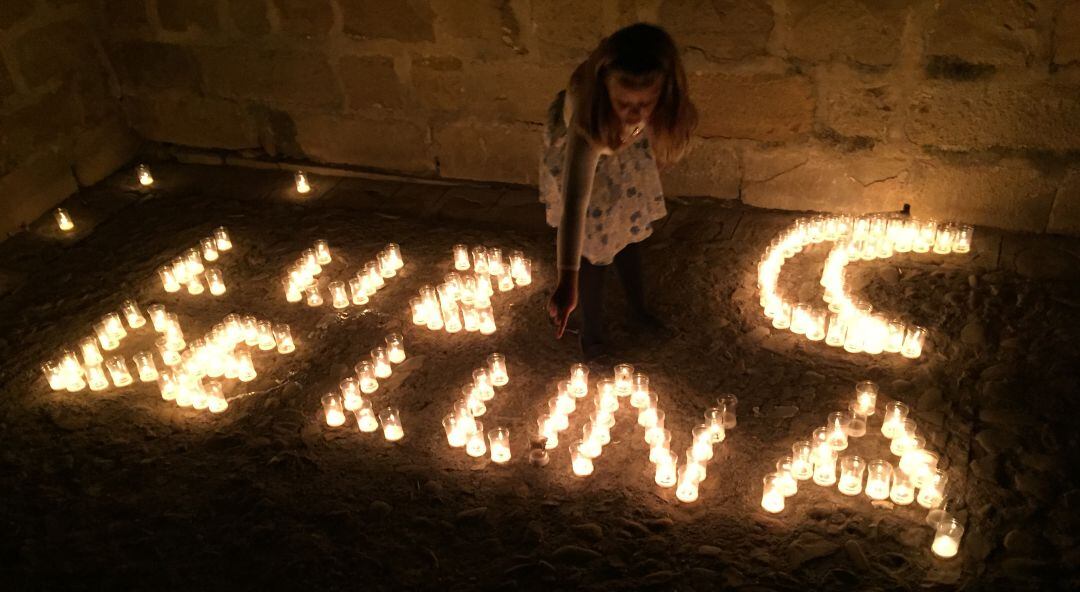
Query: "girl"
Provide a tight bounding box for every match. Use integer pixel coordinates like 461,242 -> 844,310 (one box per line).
540,23 -> 698,359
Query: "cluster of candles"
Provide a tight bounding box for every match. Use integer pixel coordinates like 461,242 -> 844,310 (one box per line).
758,215 -> 974,358
759,380 -> 963,558
409,245 -> 532,334
321,333 -> 407,441
283,241 -> 404,308
441,353 -> 512,463
666,395 -> 737,503
157,227 -> 234,296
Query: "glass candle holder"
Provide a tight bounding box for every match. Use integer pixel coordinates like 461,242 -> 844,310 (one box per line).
355,361 -> 379,394
901,449 -> 939,488
461,304 -> 479,332
790,441 -> 815,480
488,427 -> 511,463
880,401 -> 910,438
845,404 -> 868,438
103,313 -> 127,341
255,321 -> 275,351
146,304 -> 168,333
186,275 -> 206,295
648,429 -> 672,462
585,419 -> 611,448
931,518 -> 964,559
917,469 -> 948,509
790,302 -> 812,335
120,299 -> 147,330
378,250 -> 397,278
613,363 -> 634,396
86,364 -> 109,391
772,300 -> 792,330
691,425 -> 714,462
864,458 -> 889,499
932,225 -> 955,255
133,351 -> 158,382
410,297 -> 427,326
838,455 -> 867,496
472,368 -> 494,401
703,407 -> 727,443
328,281 -> 348,309
761,473 -> 786,513
568,363 -> 589,397
54,207 -> 74,231
952,224 -> 973,253
137,163 -> 154,186
155,337 -> 181,367
477,304 -> 496,335
199,237 -> 219,263
304,285 -> 323,307
487,353 -> 509,386
570,441 -> 594,477
465,421 -> 487,458
319,393 -> 345,425
348,277 -> 368,306
371,347 -> 393,379
654,450 -> 678,488
353,399 -> 379,432
78,336 -> 104,366
629,372 -> 651,408
190,382 -> 212,410
806,308 -> 827,341
340,377 -> 362,411
718,394 -> 738,429
825,312 -> 846,347
42,360 -> 66,391
443,303 -> 462,333
537,414 -> 559,450
485,247 -> 504,276
236,349 -> 256,382
813,448 -> 838,486
210,226 -> 231,251
826,411 -> 851,450
453,244 -> 471,270
684,448 -> 708,482
675,466 -> 700,503
513,257 -> 532,286
496,270 -> 514,292
775,457 -> 799,496
105,355 -> 134,387
884,320 -> 906,353
890,424 -> 922,456
204,268 -> 226,296
469,246 -> 488,274
889,468 -> 915,505
270,324 -> 293,355
854,380 -> 878,416
378,407 -> 404,441
901,325 -> 926,359
383,334 -> 405,364
578,431 -> 602,459
443,415 -> 467,448
367,261 -> 386,290
205,381 -> 228,413
637,397 -> 660,429
156,370 -> 178,400
294,170 -> 311,194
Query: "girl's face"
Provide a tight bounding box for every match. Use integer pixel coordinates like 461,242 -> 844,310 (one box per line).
606,74 -> 662,129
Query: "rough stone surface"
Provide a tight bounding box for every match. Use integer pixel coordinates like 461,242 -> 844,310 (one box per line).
276,0 -> 334,36
124,93 -> 258,150
1056,1 -> 1080,65
925,0 -> 1047,66
658,0 -> 773,61
1048,168 -> 1080,235
531,0 -> 604,60
14,20 -> 100,88
198,48 -> 342,109
660,138 -> 740,198
814,63 -> 897,144
434,121 -> 541,184
692,73 -> 815,141
786,0 -> 907,66
339,56 -> 406,110
341,0 -> 435,42
295,114 -> 433,174
108,41 -> 202,93
228,0 -> 271,35
157,0 -> 219,32
430,0 -> 524,58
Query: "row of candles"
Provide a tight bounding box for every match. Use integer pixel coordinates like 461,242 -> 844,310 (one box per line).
759,381 -> 963,559
158,227 -> 234,295
321,333 -> 407,441
758,214 -> 974,358
409,245 -> 532,334
442,353 -> 512,462
284,241 -> 405,307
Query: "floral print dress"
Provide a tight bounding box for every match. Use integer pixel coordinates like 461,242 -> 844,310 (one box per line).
538,90 -> 667,266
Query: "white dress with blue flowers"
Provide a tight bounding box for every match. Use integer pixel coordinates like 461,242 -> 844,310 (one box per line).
538,90 -> 667,267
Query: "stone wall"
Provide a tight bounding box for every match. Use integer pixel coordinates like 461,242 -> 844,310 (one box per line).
0,0 -> 140,236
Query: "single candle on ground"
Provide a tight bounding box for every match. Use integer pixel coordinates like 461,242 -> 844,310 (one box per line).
654,450 -> 678,488
354,399 -> 380,432
571,442 -> 594,476
385,333 -> 406,363
105,356 -> 133,387
379,407 -> 404,441
54,208 -> 74,231
137,164 -> 154,186
889,468 -> 915,505
466,422 -> 487,457
487,353 -> 509,386
133,351 -> 158,382
931,518 -> 964,559
488,427 -> 511,463
790,441 -> 815,480
775,457 -> 799,496
838,455 -> 866,496
295,170 -> 311,194
761,473 -> 786,513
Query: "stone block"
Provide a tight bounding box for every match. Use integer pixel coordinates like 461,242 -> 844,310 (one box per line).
340,55 -> 405,110
785,0 -> 907,66
1055,1 -> 1080,65
908,157 -> 1057,232
103,0 -> 151,32
905,81 -> 1080,151
275,0 -> 333,36
658,0 -> 772,61
926,0 -> 1051,67
72,117 -> 141,187
228,0 -> 270,35
1047,168 -> 1080,235
434,120 -> 542,184
341,0 -> 435,42
691,72 -> 814,141
107,41 -> 202,93
124,92 -> 259,149
412,55 -> 466,112
0,151 -> 79,237
0,59 -> 16,103
430,0 -> 524,58
532,0 -> 604,61
660,138 -> 740,198
813,63 -> 896,143
0,0 -> 35,29
157,0 -> 219,33
14,19 -> 99,88
294,113 -> 433,174
0,88 -> 82,177
198,47 -> 341,108
742,144 -> 910,215
465,61 -> 570,124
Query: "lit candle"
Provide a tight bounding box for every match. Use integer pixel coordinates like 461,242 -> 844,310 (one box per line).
953,224 -> 973,253
854,381 -> 878,416
379,407 -> 404,441
691,425 -> 714,462
761,473 -> 786,513
880,401 -> 910,438
105,355 -> 134,387
774,457 -> 799,496
54,208 -> 74,231
790,302 -> 811,335
537,414 -> 559,450
824,312 -> 846,347
322,394 -> 346,427
42,360 -> 66,391
812,447 -> 838,486
206,381 -> 228,413
346,277 -> 367,306
514,257 -> 532,286
384,242 -> 404,270
901,325 -> 926,359
497,270 -> 515,292
630,372 -> 651,409
186,276 -> 206,295
86,363 -> 109,391
104,313 -> 128,341
205,268 -> 226,296
378,249 -> 397,278
95,322 -> 119,351
78,336 -> 104,366
379,333 -> 404,364
859,458 -> 894,499
340,377 -> 362,411
443,415 -> 467,447
453,244 -> 471,271
846,404 -> 868,438
477,304 -> 496,335
213,226 -> 232,251
257,321 -> 276,351
157,370 -> 178,400
354,400 -> 380,432
466,388 -> 487,417
684,448 -> 708,482
806,308 -> 827,341
241,316 -> 259,346
487,353 -> 509,386
826,411 -> 850,451
148,304 -> 168,332
171,257 -> 191,284
443,303 -> 463,333
410,297 -> 427,326
471,246 -> 488,274
644,420 -> 667,447
200,237 -> 219,262
185,248 -> 204,275
931,518 -> 964,559
718,394 -> 738,429
488,427 -> 511,463
790,441 -> 814,480
570,442 -> 595,476
675,466 -> 700,502
236,349 -> 256,382
933,224 -> 955,255
461,304 -> 479,332
648,429 -> 672,462
884,320 -> 906,353
295,170 -> 311,194
636,396 -> 659,428
703,407 -> 726,443
156,337 -> 181,366
613,363 -> 634,396
59,353 -> 87,391
838,455 -> 866,496
568,363 -> 589,397
354,361 -> 379,394
137,163 -> 154,186
654,450 -> 678,488
466,422 -> 487,457
133,351 -> 158,382
272,324 -> 294,354
312,240 -> 331,266
329,281 -> 349,309
283,278 -> 302,303
890,421 -> 920,456
889,468 -> 915,505
917,469 -> 948,509
772,300 -> 792,330
900,449 -> 938,488
301,284 -> 321,307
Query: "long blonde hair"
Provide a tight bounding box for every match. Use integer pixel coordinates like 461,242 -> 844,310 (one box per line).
569,23 -> 698,169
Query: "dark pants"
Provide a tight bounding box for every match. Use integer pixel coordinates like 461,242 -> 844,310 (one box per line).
576,241 -> 647,348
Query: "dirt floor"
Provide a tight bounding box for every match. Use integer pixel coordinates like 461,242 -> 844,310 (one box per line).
1,162 -> 1078,591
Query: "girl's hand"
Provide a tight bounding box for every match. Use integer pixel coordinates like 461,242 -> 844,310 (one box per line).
547,270 -> 579,339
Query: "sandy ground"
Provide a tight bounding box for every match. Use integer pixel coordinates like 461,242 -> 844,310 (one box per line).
1,162 -> 1078,591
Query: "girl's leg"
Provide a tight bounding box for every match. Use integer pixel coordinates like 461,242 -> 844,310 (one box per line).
613,241 -> 647,315
577,257 -> 607,355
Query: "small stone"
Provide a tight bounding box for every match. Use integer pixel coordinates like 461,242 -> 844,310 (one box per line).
697,544 -> 723,558
642,570 -> 678,585
974,429 -> 1019,455
1003,529 -> 1044,557
570,523 -> 603,541
456,507 -> 488,521
1002,557 -> 1050,578
960,320 -> 986,346
643,517 -> 674,531
550,545 -> 601,565
786,532 -> 840,567
369,500 -> 392,515
844,540 -> 871,571
423,480 -> 444,498
768,405 -> 799,418
802,371 -> 825,384
615,518 -> 651,537
969,454 -> 1000,482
